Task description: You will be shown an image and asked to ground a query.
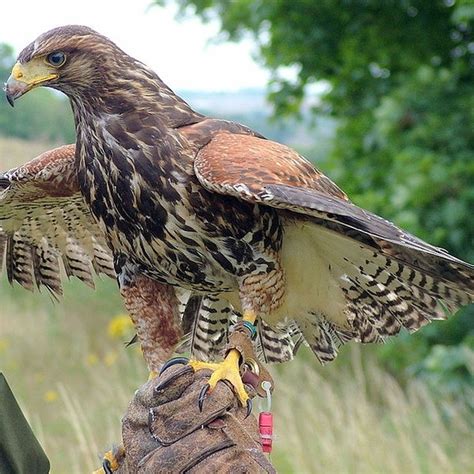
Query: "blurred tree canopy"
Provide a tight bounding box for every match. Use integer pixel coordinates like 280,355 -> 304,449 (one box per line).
0,43 -> 74,143
163,0 -> 474,377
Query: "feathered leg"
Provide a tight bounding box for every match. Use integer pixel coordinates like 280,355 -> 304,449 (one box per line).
119,272 -> 183,373
93,274 -> 184,473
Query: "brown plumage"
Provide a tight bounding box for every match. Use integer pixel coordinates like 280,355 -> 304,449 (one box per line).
0,145 -> 114,294
3,25 -> 473,376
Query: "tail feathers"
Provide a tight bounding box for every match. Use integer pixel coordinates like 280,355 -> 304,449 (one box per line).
177,294 -> 303,364
298,315 -> 356,364
294,224 -> 473,366
257,319 -> 304,363
186,295 -> 233,362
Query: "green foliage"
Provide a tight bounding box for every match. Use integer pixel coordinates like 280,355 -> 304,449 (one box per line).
166,1 -> 471,114
165,0 -> 474,386
0,43 -> 74,143
413,339 -> 474,402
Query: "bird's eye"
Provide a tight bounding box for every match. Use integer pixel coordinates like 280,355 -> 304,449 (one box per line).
46,52 -> 66,67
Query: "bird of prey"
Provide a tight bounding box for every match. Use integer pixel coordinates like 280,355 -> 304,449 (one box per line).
4,25 -> 474,408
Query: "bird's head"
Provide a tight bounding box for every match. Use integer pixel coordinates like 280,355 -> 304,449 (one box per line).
4,25 -> 125,106
5,25 -> 202,126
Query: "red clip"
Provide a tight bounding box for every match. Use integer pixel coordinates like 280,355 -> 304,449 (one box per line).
259,411 -> 273,453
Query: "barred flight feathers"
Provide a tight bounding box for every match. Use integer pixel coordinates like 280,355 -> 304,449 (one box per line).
177,294 -> 303,364
0,145 -> 115,295
195,132 -> 474,361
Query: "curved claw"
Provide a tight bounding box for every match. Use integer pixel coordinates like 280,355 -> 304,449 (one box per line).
245,398 -> 252,419
158,356 -> 189,376
198,383 -> 210,412
103,459 -> 113,474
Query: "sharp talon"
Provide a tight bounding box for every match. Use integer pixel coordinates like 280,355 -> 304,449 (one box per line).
158,356 -> 189,376
245,398 -> 252,419
154,365 -> 193,393
198,383 -> 210,412
103,459 -> 113,474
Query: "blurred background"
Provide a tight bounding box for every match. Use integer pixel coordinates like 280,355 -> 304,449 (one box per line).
0,1 -> 473,472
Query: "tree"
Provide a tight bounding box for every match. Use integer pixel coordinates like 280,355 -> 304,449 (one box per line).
161,0 -> 474,380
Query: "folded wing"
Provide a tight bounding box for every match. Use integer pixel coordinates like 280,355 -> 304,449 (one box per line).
194,132 -> 474,361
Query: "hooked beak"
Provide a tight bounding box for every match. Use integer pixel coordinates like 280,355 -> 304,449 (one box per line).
4,62 -> 58,107
4,78 -> 27,107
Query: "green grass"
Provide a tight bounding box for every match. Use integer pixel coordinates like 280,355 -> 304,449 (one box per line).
2,281 -> 473,474
1,139 -> 473,473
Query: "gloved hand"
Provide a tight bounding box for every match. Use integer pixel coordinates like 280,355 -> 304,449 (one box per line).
120,363 -> 276,473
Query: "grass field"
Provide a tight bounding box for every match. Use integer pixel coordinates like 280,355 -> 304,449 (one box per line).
1,138 -> 473,473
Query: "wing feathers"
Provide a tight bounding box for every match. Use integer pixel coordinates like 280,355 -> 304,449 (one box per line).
195,132 -> 473,365
264,184 -> 474,296
0,145 -> 115,295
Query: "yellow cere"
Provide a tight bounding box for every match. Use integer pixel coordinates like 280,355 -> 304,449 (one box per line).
10,61 -> 58,86
12,63 -> 24,80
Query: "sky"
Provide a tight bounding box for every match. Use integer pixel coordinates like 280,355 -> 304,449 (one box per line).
0,0 -> 269,92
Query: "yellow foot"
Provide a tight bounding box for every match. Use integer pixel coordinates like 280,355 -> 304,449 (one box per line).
92,446 -> 125,473
189,349 -> 250,407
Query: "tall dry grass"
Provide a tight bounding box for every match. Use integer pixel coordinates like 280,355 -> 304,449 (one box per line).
272,351 -> 473,473
2,277 -> 473,473
1,139 -> 473,473
0,136 -> 60,170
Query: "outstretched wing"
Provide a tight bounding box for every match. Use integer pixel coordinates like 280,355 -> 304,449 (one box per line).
0,144 -> 115,296
194,132 -> 474,358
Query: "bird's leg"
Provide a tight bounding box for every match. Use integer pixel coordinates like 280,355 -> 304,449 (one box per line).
188,309 -> 262,408
119,274 -> 183,373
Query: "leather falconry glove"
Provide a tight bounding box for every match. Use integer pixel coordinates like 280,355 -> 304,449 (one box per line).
107,364 -> 276,473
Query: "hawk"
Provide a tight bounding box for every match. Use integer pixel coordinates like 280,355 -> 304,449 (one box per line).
4,25 -> 474,408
